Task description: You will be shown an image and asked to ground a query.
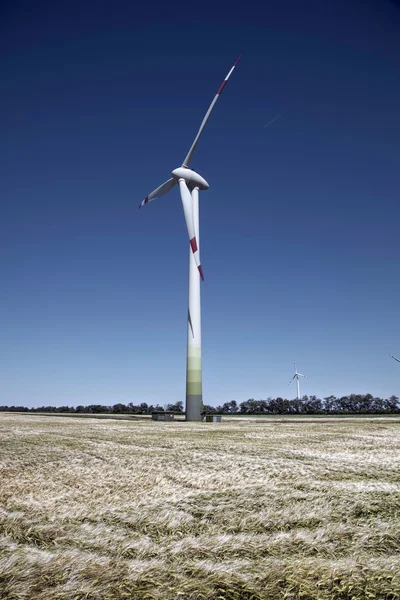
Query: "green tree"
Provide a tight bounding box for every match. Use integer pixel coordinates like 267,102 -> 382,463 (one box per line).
165,401 -> 184,413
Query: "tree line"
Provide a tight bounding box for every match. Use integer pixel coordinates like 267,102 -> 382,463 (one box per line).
0,394 -> 399,415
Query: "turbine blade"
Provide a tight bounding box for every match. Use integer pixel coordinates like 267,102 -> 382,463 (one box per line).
391,355 -> 400,363
297,373 -> 307,378
139,178 -> 176,208
182,53 -> 242,168
178,179 -> 204,280
288,375 -> 296,385
188,309 -> 194,338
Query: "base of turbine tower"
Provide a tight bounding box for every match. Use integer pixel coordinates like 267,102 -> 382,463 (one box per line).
185,395 -> 203,421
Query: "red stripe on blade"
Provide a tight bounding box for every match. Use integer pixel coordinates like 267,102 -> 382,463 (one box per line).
198,265 -> 204,281
190,237 -> 198,253
234,53 -> 243,66
144,196 -> 149,204
217,80 -> 227,95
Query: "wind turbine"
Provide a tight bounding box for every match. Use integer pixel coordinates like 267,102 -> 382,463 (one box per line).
390,354 -> 400,363
289,362 -> 307,400
139,55 -> 242,421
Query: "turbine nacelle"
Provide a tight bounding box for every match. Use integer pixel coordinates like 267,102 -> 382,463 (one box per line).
172,168 -> 209,191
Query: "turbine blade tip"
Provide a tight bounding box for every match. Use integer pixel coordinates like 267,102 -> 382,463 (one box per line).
198,265 -> 204,281
235,52 -> 244,65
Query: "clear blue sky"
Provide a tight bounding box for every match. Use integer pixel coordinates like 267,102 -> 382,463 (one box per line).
2,0 -> 400,407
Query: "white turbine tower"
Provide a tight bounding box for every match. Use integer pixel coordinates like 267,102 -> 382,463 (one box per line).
139,55 -> 242,421
289,362 -> 307,401
390,354 -> 400,363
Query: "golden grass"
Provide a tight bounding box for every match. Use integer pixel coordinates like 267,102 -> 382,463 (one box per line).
1,413 -> 400,599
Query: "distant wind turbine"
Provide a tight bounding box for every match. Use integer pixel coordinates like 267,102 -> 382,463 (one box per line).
390,354 -> 400,363
289,362 -> 307,400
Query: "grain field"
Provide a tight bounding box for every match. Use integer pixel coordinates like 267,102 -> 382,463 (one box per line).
1,413 -> 400,599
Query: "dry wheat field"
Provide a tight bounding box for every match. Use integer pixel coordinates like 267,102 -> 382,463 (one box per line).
1,413 -> 400,600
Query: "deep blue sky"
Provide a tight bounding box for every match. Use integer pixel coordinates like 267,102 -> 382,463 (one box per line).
2,0 -> 400,407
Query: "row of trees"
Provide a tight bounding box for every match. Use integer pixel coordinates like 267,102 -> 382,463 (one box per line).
208,394 -> 400,414
1,394 -> 399,414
